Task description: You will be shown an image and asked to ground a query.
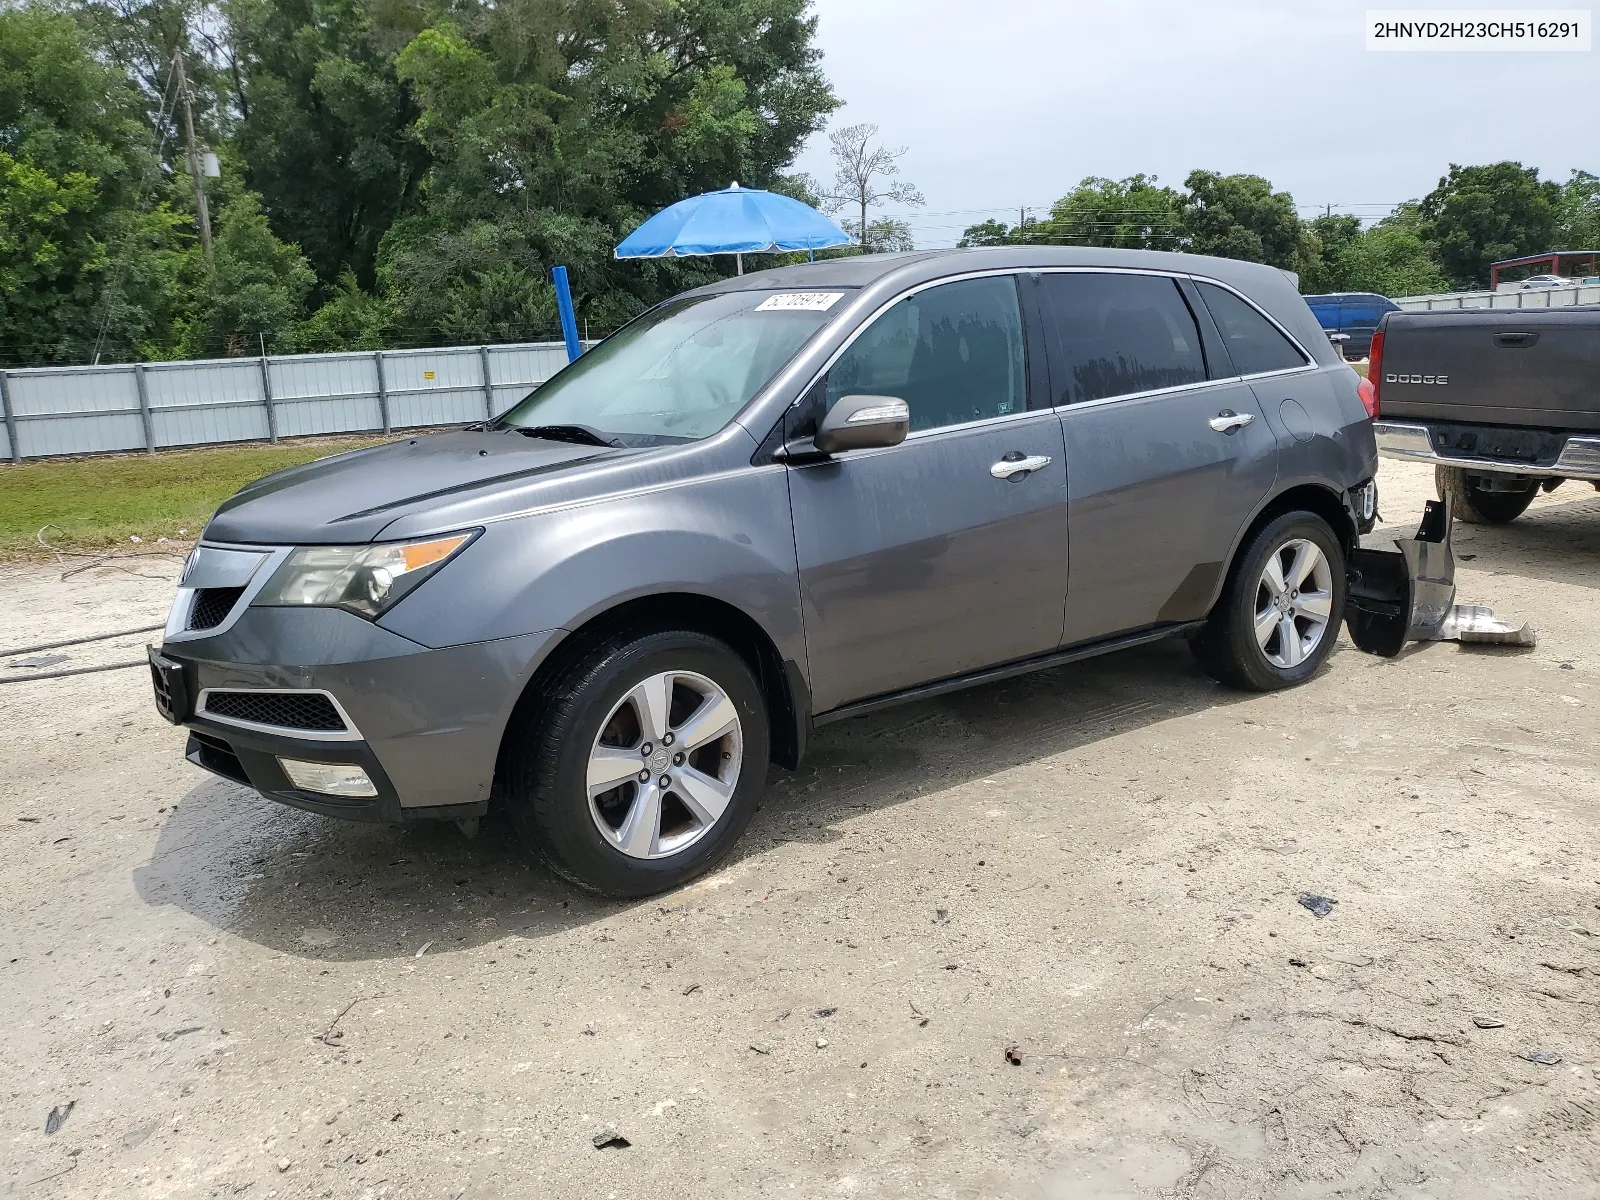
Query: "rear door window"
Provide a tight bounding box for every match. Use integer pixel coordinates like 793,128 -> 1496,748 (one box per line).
826,275 -> 1027,433
1196,282 -> 1310,376
1039,273 -> 1208,404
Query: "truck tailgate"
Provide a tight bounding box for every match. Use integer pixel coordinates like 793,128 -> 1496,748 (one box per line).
1379,308 -> 1600,431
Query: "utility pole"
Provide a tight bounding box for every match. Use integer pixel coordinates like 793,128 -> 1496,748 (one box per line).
174,48 -> 214,272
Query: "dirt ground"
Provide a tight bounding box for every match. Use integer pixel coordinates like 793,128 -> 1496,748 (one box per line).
1,459 -> 1596,1200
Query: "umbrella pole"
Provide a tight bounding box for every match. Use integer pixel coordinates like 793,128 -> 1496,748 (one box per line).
735,253 -> 743,276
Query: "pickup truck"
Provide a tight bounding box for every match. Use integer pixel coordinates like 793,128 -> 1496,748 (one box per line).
1370,307 -> 1600,523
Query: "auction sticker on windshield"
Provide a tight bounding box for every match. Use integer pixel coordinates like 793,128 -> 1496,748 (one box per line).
755,292 -> 846,312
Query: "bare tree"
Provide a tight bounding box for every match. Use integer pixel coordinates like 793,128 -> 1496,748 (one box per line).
822,124 -> 924,253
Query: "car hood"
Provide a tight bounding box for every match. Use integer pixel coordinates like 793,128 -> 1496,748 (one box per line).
203,431 -> 630,545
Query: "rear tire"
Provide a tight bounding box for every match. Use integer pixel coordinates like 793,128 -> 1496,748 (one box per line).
502,629 -> 769,897
1435,466 -> 1537,525
1193,512 -> 1346,692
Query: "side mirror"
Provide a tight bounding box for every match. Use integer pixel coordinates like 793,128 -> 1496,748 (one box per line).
812,394 -> 911,455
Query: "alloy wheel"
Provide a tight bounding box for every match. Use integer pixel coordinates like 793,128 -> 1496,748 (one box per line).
1253,538 -> 1335,669
585,670 -> 744,860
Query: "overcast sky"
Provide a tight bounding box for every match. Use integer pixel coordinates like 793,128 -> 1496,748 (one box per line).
791,0 -> 1599,246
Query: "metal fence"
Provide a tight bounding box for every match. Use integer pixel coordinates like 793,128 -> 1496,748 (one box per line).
1397,283 -> 1600,312
0,341 -> 590,462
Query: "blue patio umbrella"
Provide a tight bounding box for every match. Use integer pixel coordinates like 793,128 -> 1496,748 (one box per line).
615,183 -> 852,274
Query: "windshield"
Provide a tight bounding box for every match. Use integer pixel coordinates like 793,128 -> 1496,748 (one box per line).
497,289 -> 850,443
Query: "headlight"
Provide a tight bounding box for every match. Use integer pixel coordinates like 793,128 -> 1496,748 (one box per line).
254,532 -> 475,619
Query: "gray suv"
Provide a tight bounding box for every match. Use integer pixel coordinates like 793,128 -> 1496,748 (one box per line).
150,248 -> 1378,896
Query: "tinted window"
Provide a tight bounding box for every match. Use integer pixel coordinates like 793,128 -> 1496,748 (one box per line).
1197,282 -> 1309,376
827,276 -> 1026,433
1039,273 -> 1207,404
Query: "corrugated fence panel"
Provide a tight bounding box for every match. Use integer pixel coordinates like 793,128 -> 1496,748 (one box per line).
484,343 -> 593,416
383,348 -> 489,428
146,359 -> 268,448
270,353 -> 382,437
1399,284 -> 1600,311
9,367 -> 145,456
0,342 -> 573,459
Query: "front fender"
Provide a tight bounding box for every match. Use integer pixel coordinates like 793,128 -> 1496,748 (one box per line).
377,466 -> 805,667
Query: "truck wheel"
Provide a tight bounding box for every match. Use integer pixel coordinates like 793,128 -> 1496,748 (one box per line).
502,629 -> 769,897
1435,466 -> 1538,525
1192,512 -> 1347,692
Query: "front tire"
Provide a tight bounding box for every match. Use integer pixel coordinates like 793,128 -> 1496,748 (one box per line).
502,629 -> 769,897
1193,512 -> 1346,692
1435,466 -> 1538,525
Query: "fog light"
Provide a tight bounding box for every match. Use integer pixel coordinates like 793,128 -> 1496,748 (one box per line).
278,758 -> 377,798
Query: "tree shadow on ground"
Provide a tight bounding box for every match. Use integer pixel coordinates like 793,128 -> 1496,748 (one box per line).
133,638 -> 1264,962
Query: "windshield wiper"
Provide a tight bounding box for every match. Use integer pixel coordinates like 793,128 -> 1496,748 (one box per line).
514,424 -> 621,448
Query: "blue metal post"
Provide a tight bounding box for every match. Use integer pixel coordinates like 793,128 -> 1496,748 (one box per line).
553,266 -> 582,363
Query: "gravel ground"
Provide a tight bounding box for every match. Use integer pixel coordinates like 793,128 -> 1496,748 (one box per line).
0,460 -> 1596,1199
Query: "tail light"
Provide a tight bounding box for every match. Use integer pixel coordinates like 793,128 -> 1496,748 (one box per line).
1362,329 -> 1384,419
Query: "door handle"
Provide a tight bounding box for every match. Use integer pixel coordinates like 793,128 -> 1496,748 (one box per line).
1494,332 -> 1538,347
990,454 -> 1053,480
1209,410 -> 1255,434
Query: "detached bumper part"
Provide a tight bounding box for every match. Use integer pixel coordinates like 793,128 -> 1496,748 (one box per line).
1344,497 -> 1536,655
1345,498 -> 1457,657
1432,604 -> 1536,647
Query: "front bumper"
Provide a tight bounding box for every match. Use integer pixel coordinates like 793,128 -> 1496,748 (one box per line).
153,605 -> 564,823
1375,421 -> 1600,480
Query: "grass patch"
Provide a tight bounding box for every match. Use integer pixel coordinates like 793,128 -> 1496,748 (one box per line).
0,435 -> 395,560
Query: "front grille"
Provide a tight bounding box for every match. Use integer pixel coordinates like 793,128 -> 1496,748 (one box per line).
189,731 -> 250,785
189,586 -> 246,631
203,690 -> 347,733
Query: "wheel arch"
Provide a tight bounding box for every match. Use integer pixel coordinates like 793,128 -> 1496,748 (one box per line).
494,591 -> 811,791
1201,482 -> 1358,618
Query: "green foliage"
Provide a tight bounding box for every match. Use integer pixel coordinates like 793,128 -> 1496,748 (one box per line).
842,216 -> 913,253
1418,162 -> 1562,288
380,0 -> 837,337
1177,171 -> 1307,270
1303,207 -> 1451,297
292,270 -> 396,351
1040,175 -> 1182,249
1558,170 -> 1600,251
225,0 -> 426,295
2,0 -> 836,365
175,188 -> 317,356
957,218 -> 1013,248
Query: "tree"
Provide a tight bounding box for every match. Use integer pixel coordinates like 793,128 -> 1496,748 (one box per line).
848,216 -> 913,253
384,1 -> 837,335
1177,171 -> 1307,269
1558,169 -> 1600,252
1040,175 -> 1182,249
222,0 -> 426,295
175,188 -> 316,356
957,218 -> 1014,248
1299,206 -> 1449,298
0,4 -> 186,363
820,122 -> 923,253
1417,162 -> 1562,287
